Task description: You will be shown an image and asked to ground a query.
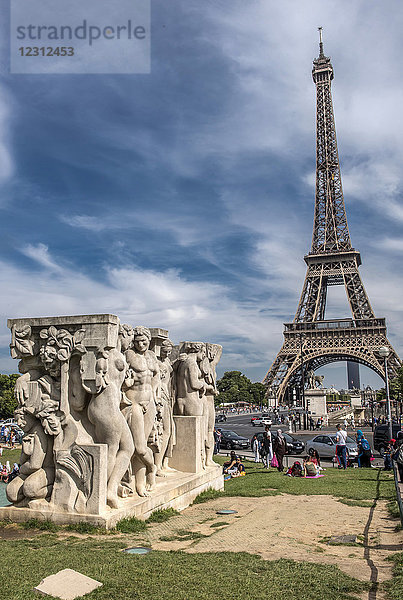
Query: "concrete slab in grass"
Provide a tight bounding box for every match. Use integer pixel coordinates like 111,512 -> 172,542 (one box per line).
34,569 -> 102,599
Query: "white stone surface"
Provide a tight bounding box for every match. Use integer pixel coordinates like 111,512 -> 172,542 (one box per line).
34,569 -> 102,599
0,464 -> 224,529
306,389 -> 327,416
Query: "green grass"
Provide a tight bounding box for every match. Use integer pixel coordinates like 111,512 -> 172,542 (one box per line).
385,552 -> 403,599
387,501 -> 401,519
65,522 -> 108,535
210,521 -> 229,528
146,508 -> 180,523
0,447 -> 21,464
214,458 -> 396,502
192,488 -> 223,504
21,519 -> 59,532
0,536 -> 368,600
115,517 -> 148,534
337,499 -> 374,508
159,529 -> 208,542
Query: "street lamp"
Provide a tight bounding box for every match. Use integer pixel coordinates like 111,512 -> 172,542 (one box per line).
365,385 -> 374,431
299,333 -> 307,430
378,346 -> 392,441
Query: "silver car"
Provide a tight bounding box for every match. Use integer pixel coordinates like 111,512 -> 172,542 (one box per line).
305,434 -> 358,459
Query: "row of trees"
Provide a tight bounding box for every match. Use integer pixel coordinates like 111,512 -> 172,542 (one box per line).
377,365 -> 403,401
0,374 -> 19,419
216,371 -> 267,406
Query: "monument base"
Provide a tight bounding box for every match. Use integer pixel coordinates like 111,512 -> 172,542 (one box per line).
305,389 -> 327,418
0,464 -> 223,529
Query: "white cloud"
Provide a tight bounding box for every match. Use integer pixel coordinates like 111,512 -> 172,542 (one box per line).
0,87 -> 14,186
375,238 -> 403,253
0,249 -> 285,377
19,243 -> 63,272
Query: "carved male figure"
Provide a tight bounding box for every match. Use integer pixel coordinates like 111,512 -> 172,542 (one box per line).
124,326 -> 159,496
155,339 -> 176,475
202,343 -> 222,467
175,342 -> 206,416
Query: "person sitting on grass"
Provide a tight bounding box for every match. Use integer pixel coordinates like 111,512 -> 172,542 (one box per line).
303,455 -> 319,477
309,448 -> 321,468
231,458 -> 246,478
286,461 -> 303,477
8,463 -> 19,483
223,451 -> 238,474
0,464 -> 9,483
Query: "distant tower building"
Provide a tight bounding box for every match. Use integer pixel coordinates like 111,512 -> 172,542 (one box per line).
347,362 -> 360,390
263,29 -> 401,403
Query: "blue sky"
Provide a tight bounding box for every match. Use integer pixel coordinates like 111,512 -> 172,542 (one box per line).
0,0 -> 402,390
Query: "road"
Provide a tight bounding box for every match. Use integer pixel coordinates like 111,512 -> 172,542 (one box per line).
215,412 -> 380,466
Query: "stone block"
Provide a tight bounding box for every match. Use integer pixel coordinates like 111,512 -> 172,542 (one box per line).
170,416 -> 204,473
34,568 -> 102,599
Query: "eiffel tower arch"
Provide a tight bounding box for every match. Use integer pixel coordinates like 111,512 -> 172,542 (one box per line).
263,30 -> 401,403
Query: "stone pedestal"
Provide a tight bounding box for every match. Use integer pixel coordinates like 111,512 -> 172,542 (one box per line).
0,465 -> 223,529
170,416 -> 203,473
306,389 -> 327,417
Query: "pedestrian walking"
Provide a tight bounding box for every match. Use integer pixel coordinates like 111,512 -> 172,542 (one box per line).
357,435 -> 371,468
262,425 -> 273,469
252,434 -> 261,463
272,430 -> 286,472
214,428 -> 221,455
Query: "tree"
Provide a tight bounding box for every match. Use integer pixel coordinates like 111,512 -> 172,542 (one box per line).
0,374 -> 20,419
216,371 -> 266,406
377,366 -> 403,401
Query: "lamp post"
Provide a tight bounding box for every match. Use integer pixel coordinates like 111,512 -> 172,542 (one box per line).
378,347 -> 392,441
299,333 -> 307,430
365,385 -> 374,431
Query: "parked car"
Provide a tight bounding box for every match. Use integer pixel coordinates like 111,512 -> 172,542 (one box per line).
215,414 -> 227,423
305,434 -> 358,459
252,431 -> 304,455
373,424 -> 402,455
251,417 -> 272,427
219,430 -> 249,451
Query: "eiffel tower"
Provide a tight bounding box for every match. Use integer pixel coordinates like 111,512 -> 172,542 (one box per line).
263,29 -> 401,403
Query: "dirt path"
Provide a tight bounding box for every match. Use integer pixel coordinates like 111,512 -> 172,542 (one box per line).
139,494 -> 402,598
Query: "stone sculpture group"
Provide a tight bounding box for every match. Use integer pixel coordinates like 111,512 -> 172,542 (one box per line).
5,314 -> 222,517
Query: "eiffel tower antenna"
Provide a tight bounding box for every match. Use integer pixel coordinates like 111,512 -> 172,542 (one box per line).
318,26 -> 324,56
263,32 -> 401,405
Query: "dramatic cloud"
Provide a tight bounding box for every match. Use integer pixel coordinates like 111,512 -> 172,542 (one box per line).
0,0 -> 402,390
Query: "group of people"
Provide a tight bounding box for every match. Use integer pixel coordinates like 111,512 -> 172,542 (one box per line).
251,426 -> 287,472
383,433 -> 403,480
222,452 -> 246,478
286,451 -> 322,478
308,416 -> 324,431
0,424 -> 19,448
0,462 -> 19,484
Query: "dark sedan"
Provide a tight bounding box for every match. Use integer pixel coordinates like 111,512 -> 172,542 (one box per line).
219,430 -> 249,451
252,431 -> 304,455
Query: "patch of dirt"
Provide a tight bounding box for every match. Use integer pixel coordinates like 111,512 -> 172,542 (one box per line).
144,494 -> 403,586
0,525 -> 40,540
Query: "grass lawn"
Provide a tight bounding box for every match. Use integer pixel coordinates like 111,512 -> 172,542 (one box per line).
0,446 -> 21,464
386,552 -> 403,600
0,454 -> 398,600
213,457 -> 396,502
0,536 -> 368,600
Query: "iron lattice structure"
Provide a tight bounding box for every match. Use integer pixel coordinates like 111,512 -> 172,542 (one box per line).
263,32 -> 401,402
